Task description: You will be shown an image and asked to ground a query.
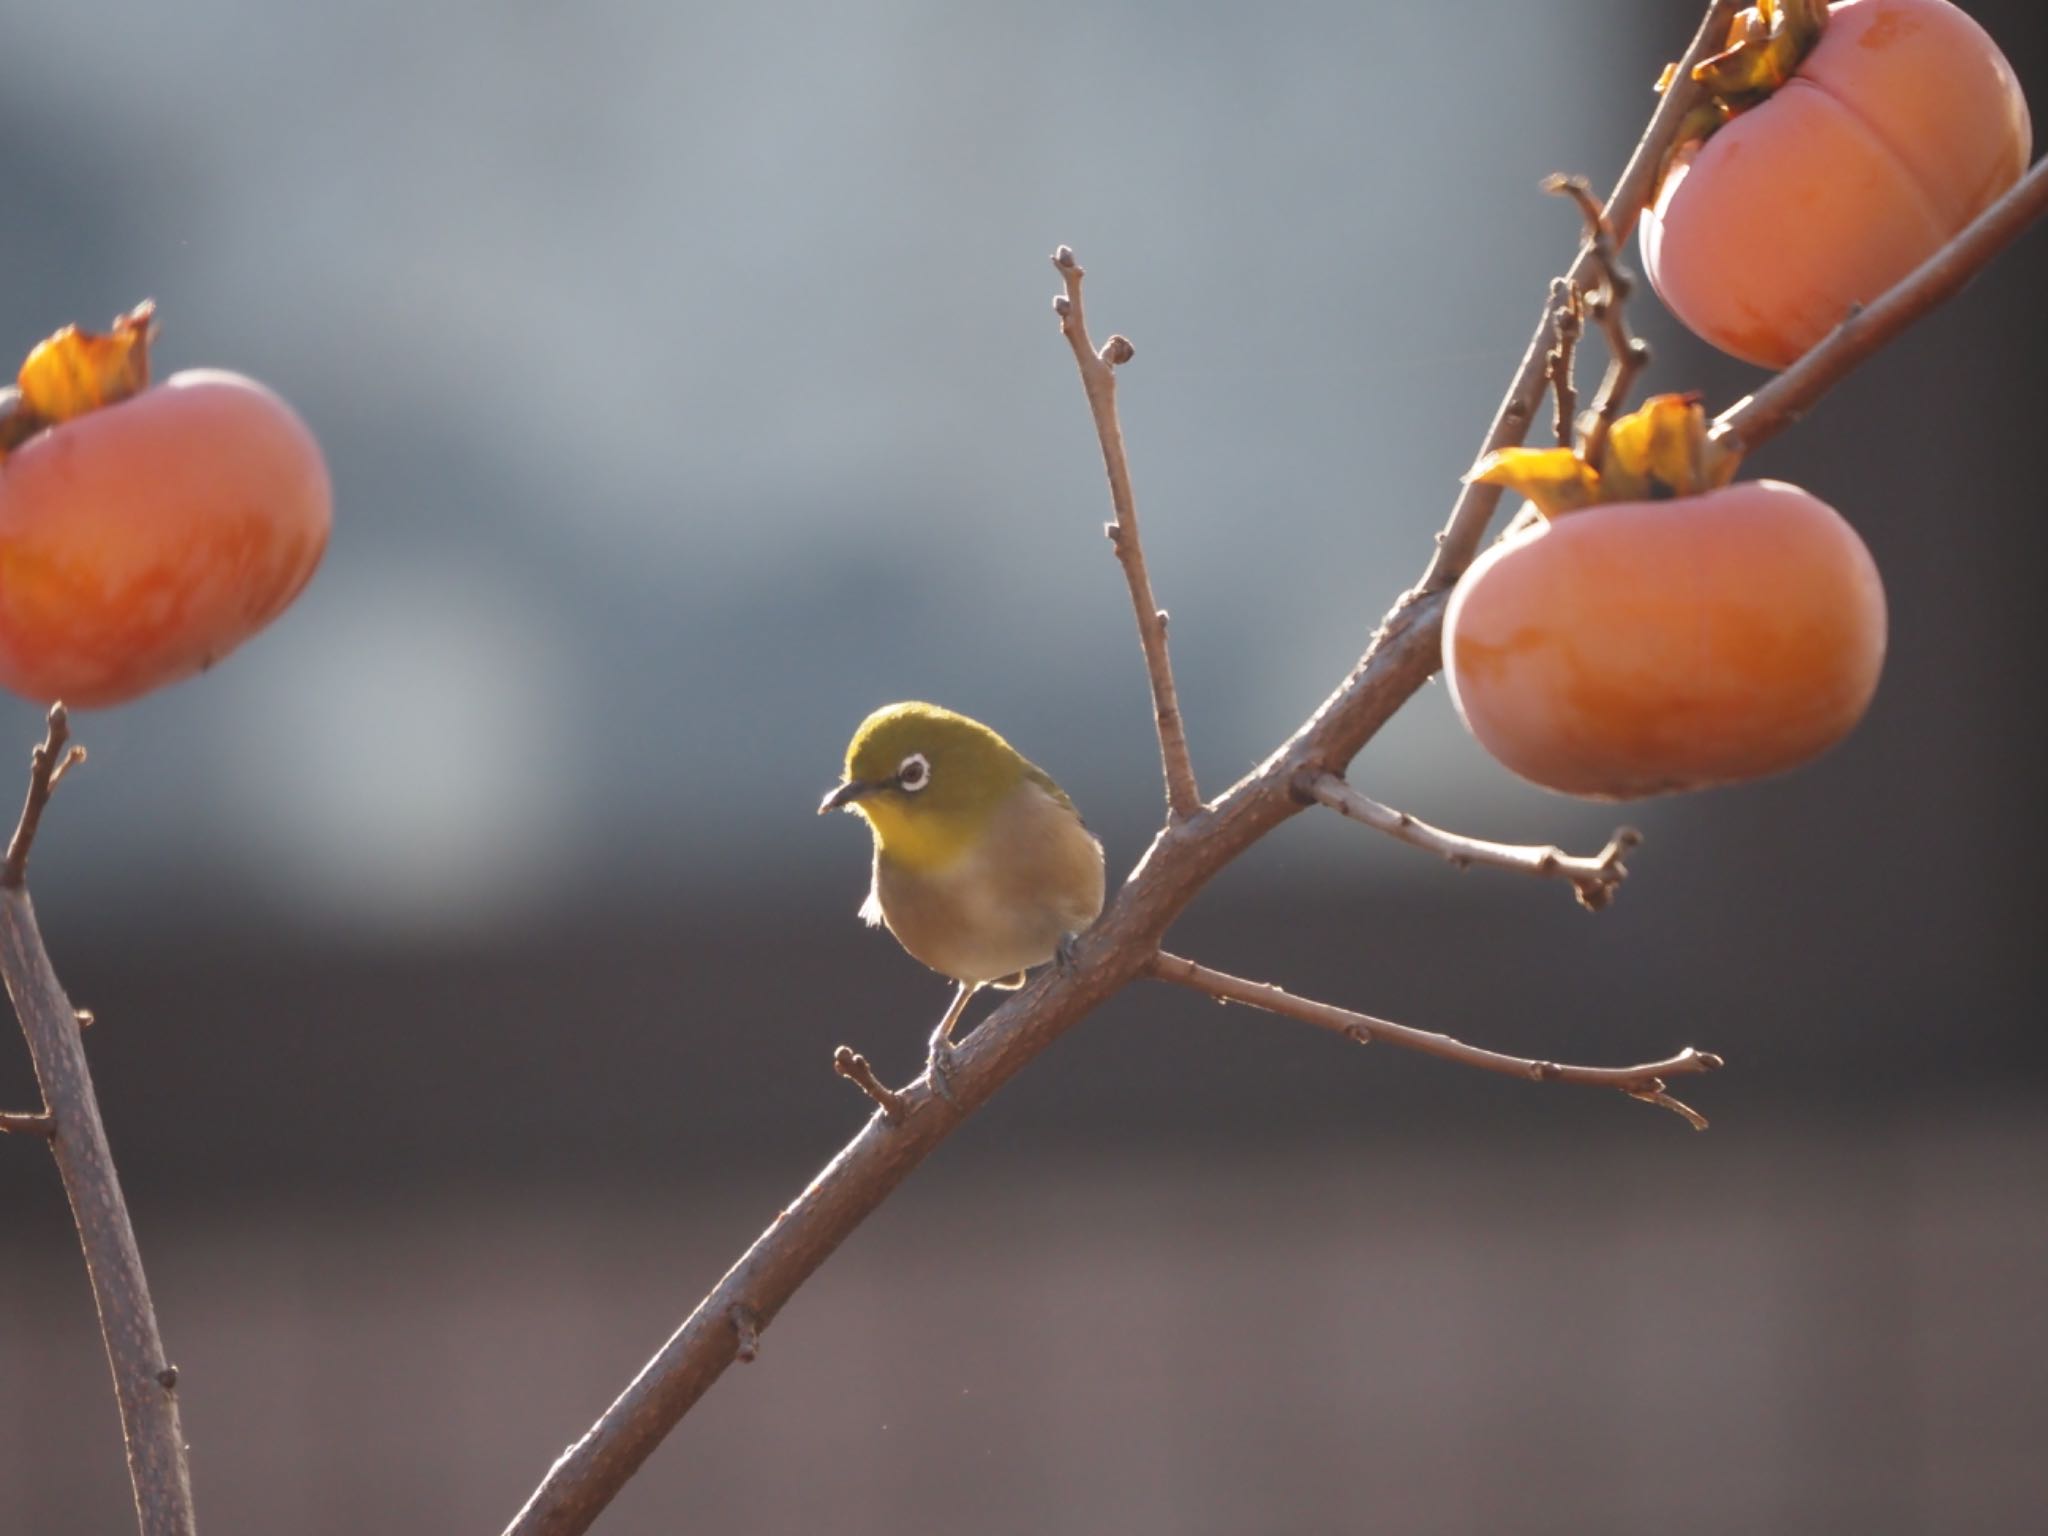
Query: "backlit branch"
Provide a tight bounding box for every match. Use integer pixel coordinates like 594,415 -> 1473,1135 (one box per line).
1,706 -> 196,1536
1147,951 -> 1721,1129
1303,770 -> 1638,912
1052,245 -> 1202,820
1542,278 -> 1584,448
1713,153 -> 2048,457
1543,173 -> 1651,470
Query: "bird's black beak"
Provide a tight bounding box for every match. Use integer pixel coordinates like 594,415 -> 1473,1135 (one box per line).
818,779 -> 872,814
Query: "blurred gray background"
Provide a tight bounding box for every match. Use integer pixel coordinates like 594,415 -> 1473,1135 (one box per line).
2,1 -> 2044,1531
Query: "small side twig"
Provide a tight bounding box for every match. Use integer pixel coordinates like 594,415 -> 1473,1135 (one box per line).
1,709 -> 196,1536
1303,771 -> 1638,911
0,1108 -> 55,1136
832,1045 -> 909,1123
3,704 -> 86,889
1147,950 -> 1720,1129
1052,245 -> 1201,821
1714,153 -> 2048,457
1542,278 -> 1584,448
1544,174 -> 1651,469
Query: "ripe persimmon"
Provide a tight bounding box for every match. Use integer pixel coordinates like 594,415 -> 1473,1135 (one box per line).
1641,0 -> 2031,368
1446,480 -> 1886,800
1447,395 -> 1887,799
0,305 -> 330,709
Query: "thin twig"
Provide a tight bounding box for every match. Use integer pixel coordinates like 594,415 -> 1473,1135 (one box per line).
1417,0 -> 1740,594
1544,174 -> 1651,470
1542,278 -> 1583,448
831,1045 -> 909,1123
4,704 -> 86,888
1713,154 -> 2048,457
1147,951 -> 1719,1129
0,1108 -> 55,1136
1052,245 -> 1201,820
1,710 -> 196,1535
1303,771 -> 1638,911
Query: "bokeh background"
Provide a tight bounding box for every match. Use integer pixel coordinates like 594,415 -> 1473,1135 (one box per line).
3,1 -> 2045,1531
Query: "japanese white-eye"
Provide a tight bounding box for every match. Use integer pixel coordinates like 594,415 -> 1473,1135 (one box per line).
820,702 -> 1106,1091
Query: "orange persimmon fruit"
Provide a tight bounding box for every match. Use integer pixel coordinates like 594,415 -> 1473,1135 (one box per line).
1446,396 -> 1886,799
1641,0 -> 2031,368
0,304 -> 330,709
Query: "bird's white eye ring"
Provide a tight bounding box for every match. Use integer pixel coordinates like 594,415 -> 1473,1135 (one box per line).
896,753 -> 930,792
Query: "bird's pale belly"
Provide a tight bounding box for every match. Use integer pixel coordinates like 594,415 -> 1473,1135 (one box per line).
867,784 -> 1104,986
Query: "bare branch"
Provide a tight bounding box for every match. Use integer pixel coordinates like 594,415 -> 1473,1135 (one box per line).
1542,278 -> 1583,448
831,1045 -> 909,1123
1147,950 -> 1719,1129
2,714 -> 196,1536
1303,771 -> 1638,911
1713,154 -> 2048,457
1052,245 -> 1201,820
1418,0 -> 1741,593
4,703 -> 86,889
1543,173 -> 1652,470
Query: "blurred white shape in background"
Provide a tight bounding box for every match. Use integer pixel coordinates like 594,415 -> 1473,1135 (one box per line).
224,557 -> 579,941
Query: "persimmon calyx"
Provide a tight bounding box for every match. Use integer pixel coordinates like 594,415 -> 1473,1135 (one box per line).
0,301 -> 158,460
1651,0 -> 1829,181
1467,393 -> 1742,520
1693,0 -> 1829,98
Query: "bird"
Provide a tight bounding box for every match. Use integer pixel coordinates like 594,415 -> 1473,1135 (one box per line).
819,702 -> 1105,1095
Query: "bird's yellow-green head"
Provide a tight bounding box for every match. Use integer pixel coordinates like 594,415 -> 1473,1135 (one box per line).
819,702 -> 1044,872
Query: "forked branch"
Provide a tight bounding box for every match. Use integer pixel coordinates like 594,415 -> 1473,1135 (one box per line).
1053,246 -> 1202,820
1,706 -> 195,1536
1147,951 -> 1721,1129
1303,770 -> 1638,911
1543,173 -> 1651,469
832,1045 -> 909,1123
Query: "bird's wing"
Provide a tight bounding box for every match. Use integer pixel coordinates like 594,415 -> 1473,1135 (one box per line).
1021,760 -> 1080,818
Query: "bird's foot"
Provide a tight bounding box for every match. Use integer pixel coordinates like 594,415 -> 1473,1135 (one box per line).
1054,931 -> 1081,974
925,1038 -> 959,1104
